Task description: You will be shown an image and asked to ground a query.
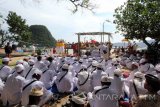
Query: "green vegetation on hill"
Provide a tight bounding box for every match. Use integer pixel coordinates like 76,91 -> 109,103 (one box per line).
30,25 -> 56,47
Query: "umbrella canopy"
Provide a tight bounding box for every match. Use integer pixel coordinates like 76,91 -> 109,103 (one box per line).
90,40 -> 97,44
122,38 -> 129,42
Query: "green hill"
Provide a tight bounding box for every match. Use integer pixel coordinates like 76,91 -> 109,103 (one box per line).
30,25 -> 56,47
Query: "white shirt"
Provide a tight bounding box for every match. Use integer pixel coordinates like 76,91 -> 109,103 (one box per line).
55,71 -> 74,93
24,66 -> 37,80
0,65 -> 12,82
2,73 -> 25,106
91,70 -> 107,88
34,61 -> 44,69
110,76 -> 124,96
40,69 -> 57,89
72,63 -> 82,74
124,78 -> 147,98
88,85 -> 119,107
77,72 -> 93,93
0,79 -> 4,100
21,78 -> 52,106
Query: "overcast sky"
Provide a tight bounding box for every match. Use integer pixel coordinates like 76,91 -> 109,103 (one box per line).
0,0 -> 127,43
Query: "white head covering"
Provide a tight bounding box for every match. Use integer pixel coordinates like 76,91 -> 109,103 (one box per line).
132,62 -> 139,67
33,69 -> 42,75
139,58 -> 147,64
112,58 -> 118,63
134,72 -> 144,79
16,60 -> 24,65
79,59 -> 83,63
62,64 -> 69,70
2,57 -> 10,62
78,72 -> 88,84
82,55 -> 87,59
74,57 -> 78,61
28,59 -> 35,65
101,76 -> 112,83
138,63 -> 150,73
81,65 -> 87,69
155,64 -> 160,72
114,69 -> 122,77
92,61 -> 98,67
88,58 -> 93,62
15,64 -> 25,73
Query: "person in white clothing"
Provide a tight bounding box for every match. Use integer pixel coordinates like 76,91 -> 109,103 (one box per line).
139,58 -> 155,74
111,69 -> 124,97
2,64 -> 26,106
24,59 -> 37,80
0,57 -> 12,82
0,79 -> 4,100
88,76 -> 119,107
90,63 -> 107,88
73,59 -> 83,74
21,69 -> 53,106
34,56 -> 44,69
47,56 -> 56,71
25,84 -> 43,107
88,61 -> 98,74
40,62 -> 57,89
126,62 -> 139,81
125,72 -> 147,101
55,64 -> 74,93
77,70 -> 93,93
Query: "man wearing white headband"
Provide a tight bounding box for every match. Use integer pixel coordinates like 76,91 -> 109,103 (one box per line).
55,64 -> 74,93
34,56 -> 44,69
88,76 -> 119,107
111,69 -> 124,96
21,69 -> 52,106
105,58 -> 119,78
125,58 -> 133,70
72,59 -> 84,74
40,61 -> 57,89
77,69 -> 93,93
138,58 -> 155,74
88,61 -> 98,74
24,59 -> 37,80
90,63 -> 107,88
126,72 -> 147,100
0,58 -> 12,82
2,64 -> 26,106
126,62 -> 139,81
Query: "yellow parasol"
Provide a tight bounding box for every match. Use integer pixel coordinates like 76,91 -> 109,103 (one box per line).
122,38 -> 129,48
122,38 -> 129,42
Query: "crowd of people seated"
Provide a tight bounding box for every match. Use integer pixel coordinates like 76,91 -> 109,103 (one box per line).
0,44 -> 160,107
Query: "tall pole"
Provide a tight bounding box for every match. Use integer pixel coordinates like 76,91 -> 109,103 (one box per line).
107,34 -> 111,58
78,34 -> 80,59
103,22 -> 105,43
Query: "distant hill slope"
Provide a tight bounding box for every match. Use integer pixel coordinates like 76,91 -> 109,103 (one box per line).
113,40 -> 154,49
30,25 -> 56,47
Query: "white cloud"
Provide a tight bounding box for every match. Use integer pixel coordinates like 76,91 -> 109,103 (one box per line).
0,0 -> 127,43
